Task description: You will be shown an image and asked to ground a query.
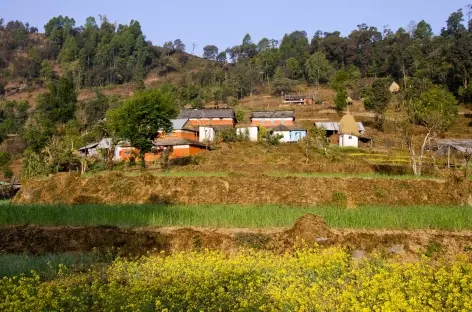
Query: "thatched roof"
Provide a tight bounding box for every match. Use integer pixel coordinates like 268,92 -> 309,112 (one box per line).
339,112 -> 359,135
389,81 -> 400,93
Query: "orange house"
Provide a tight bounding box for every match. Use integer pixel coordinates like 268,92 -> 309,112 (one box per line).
157,118 -> 199,141
178,109 -> 236,128
250,111 -> 295,127
145,138 -> 207,161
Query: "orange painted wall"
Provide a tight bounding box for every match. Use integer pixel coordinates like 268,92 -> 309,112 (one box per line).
118,148 -> 139,161
251,120 -> 294,126
143,145 -> 206,161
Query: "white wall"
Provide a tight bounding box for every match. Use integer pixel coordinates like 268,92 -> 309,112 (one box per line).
199,127 -> 215,142
236,127 -> 258,141
252,118 -> 293,125
339,134 -> 359,148
273,131 -> 291,143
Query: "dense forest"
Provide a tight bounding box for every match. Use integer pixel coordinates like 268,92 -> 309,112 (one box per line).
1,8 -> 472,101
0,6 -> 470,178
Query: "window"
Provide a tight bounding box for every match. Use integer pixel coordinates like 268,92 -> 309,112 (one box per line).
349,136 -> 352,139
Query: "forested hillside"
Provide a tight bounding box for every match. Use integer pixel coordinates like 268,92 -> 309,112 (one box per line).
0,6 -> 471,180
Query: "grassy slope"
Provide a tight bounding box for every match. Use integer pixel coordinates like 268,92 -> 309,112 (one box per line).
2,204 -> 472,230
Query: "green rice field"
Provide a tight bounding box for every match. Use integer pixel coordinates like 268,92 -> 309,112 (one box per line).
1,203 -> 472,230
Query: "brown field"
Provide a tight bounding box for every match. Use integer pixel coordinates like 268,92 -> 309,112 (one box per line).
13,171 -> 471,206
1,215 -> 471,261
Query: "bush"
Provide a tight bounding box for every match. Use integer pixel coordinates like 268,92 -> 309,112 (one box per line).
0,152 -> 11,166
2,167 -> 13,179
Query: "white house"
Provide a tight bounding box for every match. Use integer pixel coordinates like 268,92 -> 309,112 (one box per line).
236,126 -> 258,141
198,126 -> 215,142
338,113 -> 361,148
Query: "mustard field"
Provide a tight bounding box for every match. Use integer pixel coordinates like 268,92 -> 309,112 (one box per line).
1,247 -> 472,311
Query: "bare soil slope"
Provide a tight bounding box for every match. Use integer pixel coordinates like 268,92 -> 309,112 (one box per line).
1,215 -> 471,260
13,172 -> 472,206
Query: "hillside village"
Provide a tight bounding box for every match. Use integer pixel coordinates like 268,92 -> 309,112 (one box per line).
78,107 -> 370,162
2,5 -> 472,311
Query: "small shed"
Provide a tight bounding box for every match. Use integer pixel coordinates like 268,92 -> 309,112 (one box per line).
283,95 -> 313,104
389,81 -> 400,93
270,125 -> 307,143
271,125 -> 292,142
339,113 -> 360,148
435,139 -> 472,168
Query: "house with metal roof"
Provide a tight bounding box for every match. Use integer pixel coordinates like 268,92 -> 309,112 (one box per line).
177,109 -> 236,128
158,119 -> 198,141
145,137 -> 207,161
270,124 -> 307,143
315,113 -> 369,148
250,111 -> 295,127
283,94 -> 313,104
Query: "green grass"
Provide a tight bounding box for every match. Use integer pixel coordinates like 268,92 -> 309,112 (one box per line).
0,253 -> 111,278
1,204 -> 472,230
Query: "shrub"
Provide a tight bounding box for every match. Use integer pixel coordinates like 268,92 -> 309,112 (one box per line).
2,167 -> 13,179
332,192 -> 347,206
0,152 -> 11,166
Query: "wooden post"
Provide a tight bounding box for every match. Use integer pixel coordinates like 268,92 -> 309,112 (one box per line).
447,146 -> 451,168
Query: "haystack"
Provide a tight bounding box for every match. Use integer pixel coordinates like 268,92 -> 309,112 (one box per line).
389,81 -> 400,93
339,112 -> 359,135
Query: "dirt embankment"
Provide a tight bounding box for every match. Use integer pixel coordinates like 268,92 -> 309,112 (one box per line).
1,215 -> 471,260
14,172 -> 472,206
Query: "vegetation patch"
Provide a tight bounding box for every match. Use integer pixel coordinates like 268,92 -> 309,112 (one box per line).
3,203 -> 472,230
1,248 -> 472,311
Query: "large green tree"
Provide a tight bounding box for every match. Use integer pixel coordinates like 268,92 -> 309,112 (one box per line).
106,88 -> 178,164
364,79 -> 392,122
305,52 -> 334,87
402,86 -> 458,175
36,78 -> 77,125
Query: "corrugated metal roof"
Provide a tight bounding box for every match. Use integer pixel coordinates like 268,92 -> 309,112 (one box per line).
315,122 -> 339,131
77,142 -> 99,151
436,139 -> 472,156
251,111 -> 295,119
178,109 -> 235,119
315,122 -> 365,132
357,122 -> 365,132
171,119 -> 190,130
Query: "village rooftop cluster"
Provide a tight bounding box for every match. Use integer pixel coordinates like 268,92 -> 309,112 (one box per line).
78,108 -> 369,162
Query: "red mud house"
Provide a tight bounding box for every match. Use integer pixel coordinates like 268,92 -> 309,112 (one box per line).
178,109 -> 236,128
250,111 -> 295,127
146,118 -> 207,161
177,109 -> 237,142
